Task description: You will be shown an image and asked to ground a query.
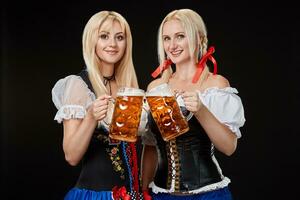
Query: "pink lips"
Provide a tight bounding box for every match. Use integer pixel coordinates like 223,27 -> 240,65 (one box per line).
170,50 -> 183,57
105,50 -> 118,55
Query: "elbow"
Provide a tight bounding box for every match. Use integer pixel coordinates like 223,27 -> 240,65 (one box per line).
223,143 -> 237,156
63,143 -> 81,166
64,153 -> 80,166
224,148 -> 235,156
223,132 -> 238,156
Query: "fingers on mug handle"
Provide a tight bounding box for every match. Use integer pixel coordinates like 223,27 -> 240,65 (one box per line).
174,89 -> 184,99
175,93 -> 194,121
108,97 -> 115,104
185,111 -> 194,121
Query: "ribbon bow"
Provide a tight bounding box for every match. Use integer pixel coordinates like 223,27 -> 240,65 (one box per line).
112,186 -> 131,200
192,46 -> 217,83
151,59 -> 173,78
151,46 -> 217,83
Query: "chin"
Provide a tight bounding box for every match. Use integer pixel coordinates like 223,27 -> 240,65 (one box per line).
171,58 -> 183,64
104,57 -> 122,64
171,56 -> 190,65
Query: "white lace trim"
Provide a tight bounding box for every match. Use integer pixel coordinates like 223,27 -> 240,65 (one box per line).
199,87 -> 238,96
54,105 -> 86,123
149,177 -> 231,194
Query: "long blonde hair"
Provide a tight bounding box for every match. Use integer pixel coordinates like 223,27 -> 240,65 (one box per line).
157,9 -> 210,84
82,11 -> 138,97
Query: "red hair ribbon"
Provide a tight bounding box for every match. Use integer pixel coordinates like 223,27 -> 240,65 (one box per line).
151,59 -> 173,78
192,46 -> 217,83
112,186 -> 130,200
142,189 -> 152,200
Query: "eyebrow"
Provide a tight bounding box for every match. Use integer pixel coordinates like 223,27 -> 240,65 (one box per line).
99,31 -> 109,34
99,31 -> 124,35
162,32 -> 185,37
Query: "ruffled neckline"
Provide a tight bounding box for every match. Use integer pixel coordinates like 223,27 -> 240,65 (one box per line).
199,87 -> 238,96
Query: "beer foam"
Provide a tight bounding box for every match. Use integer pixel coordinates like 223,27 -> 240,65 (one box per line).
146,83 -> 172,97
117,87 -> 145,96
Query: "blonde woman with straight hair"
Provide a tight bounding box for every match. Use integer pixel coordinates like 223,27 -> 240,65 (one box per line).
52,11 -> 144,200
142,9 -> 245,200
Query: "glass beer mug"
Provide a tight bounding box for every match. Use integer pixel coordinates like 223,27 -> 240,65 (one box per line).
146,83 -> 190,141
109,87 -> 145,142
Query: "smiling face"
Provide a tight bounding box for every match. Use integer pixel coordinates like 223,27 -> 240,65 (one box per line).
95,19 -> 126,65
162,19 -> 191,65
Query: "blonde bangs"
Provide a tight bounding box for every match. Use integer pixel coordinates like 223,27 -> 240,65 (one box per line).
82,11 -> 138,97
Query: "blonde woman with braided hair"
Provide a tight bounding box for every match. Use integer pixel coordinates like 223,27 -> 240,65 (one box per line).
52,11 -> 145,200
141,9 -> 245,200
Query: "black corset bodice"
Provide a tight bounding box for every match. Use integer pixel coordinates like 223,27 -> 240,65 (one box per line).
75,69 -> 129,191
149,108 -> 222,192
75,129 -> 129,191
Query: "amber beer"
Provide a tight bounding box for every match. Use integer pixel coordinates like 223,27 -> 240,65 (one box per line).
109,87 -> 144,142
146,84 -> 189,141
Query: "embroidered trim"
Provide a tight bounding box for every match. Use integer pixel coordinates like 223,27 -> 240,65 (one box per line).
96,132 -> 140,198
122,142 -> 140,199
96,134 -> 125,180
108,146 -> 125,180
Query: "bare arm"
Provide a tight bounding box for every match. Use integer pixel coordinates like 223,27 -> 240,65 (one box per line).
141,145 -> 158,190
183,75 -> 237,156
62,95 -> 110,166
194,106 -> 237,156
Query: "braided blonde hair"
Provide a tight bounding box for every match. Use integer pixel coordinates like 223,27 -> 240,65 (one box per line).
157,9 -> 210,85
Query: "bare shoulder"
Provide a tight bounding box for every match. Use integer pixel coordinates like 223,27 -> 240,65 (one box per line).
147,78 -> 165,91
205,73 -> 230,89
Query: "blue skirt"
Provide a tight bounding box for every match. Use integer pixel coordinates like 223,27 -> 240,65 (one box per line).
151,187 -> 232,200
64,188 -> 113,200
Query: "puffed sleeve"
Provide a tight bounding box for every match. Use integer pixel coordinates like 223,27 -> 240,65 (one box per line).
199,87 -> 246,138
51,75 -> 96,123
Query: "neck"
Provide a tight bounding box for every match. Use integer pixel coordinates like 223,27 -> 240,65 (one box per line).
174,60 -> 197,81
100,62 -> 115,77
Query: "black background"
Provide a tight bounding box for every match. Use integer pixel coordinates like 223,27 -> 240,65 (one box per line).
1,0 -> 299,199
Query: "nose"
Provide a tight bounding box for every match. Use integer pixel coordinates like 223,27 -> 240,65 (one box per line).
169,38 -> 177,50
109,37 -> 117,47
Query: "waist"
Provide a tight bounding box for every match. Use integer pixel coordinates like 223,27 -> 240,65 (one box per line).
75,139 -> 128,191
76,162 -> 128,191
150,177 -> 231,195
155,146 -> 222,191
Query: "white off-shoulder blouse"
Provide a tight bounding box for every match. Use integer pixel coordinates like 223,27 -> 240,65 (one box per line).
51,75 -> 149,134
52,75 -> 245,139
141,85 -> 246,146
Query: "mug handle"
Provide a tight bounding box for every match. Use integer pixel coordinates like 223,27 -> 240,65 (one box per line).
174,92 -> 194,121
98,97 -> 116,128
